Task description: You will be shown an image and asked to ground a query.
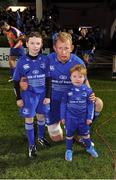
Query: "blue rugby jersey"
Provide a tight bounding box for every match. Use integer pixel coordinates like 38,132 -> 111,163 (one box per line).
13,54 -> 50,94
48,52 -> 85,100
61,84 -> 94,122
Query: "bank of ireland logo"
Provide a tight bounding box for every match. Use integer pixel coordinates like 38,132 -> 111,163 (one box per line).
75,97 -> 80,101
59,75 -> 67,80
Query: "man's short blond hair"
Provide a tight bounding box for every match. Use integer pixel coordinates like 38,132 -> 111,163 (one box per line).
53,32 -> 72,45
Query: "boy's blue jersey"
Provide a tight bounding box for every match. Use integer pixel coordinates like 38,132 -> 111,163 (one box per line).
13,54 -> 50,94
61,84 -> 94,121
48,52 -> 85,100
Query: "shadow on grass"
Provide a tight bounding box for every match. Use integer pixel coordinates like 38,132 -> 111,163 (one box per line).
0,159 -> 9,175
0,135 -> 27,155
0,133 -> 65,164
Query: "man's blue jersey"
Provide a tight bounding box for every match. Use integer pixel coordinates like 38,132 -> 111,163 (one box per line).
48,52 -> 85,100
13,54 -> 50,94
61,84 -> 94,122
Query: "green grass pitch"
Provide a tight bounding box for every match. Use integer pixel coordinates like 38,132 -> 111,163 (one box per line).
0,67 -> 116,179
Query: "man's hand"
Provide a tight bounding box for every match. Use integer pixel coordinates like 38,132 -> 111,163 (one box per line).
43,98 -> 50,104
20,77 -> 28,91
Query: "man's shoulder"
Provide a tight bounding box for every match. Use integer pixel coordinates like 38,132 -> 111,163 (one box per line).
71,53 -> 84,65
48,52 -> 56,59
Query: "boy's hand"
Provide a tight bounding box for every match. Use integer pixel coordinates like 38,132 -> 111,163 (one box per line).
89,92 -> 96,102
17,99 -> 24,107
20,77 -> 28,91
86,119 -> 92,125
43,98 -> 50,104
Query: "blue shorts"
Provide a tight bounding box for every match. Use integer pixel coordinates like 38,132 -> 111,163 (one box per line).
65,113 -> 90,137
47,99 -> 61,125
20,90 -> 45,118
10,46 -> 25,57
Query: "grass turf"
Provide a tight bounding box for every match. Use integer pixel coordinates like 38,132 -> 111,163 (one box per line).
0,67 -> 116,179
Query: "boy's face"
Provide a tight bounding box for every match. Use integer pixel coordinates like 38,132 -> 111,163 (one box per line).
70,70 -> 85,86
1,23 -> 9,33
53,39 -> 73,63
26,36 -> 42,56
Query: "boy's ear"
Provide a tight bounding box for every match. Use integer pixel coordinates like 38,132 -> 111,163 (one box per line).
71,45 -> 74,52
26,41 -> 28,48
41,42 -> 43,49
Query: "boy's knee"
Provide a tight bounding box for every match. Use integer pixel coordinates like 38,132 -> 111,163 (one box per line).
25,117 -> 34,123
95,97 -> 103,113
36,114 -> 45,120
47,123 -> 63,142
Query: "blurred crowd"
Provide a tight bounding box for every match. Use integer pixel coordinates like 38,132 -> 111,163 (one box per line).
0,6 -> 107,52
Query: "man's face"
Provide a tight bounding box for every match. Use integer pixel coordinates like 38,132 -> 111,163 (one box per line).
80,28 -> 87,36
26,36 -> 43,56
53,39 -> 73,63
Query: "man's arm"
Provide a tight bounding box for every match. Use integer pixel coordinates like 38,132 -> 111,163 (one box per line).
85,79 -> 96,101
45,77 -> 52,98
13,80 -> 22,100
43,77 -> 52,105
14,34 -> 26,43
13,80 -> 24,107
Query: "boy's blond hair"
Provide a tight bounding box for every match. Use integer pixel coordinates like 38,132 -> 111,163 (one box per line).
70,64 -> 87,76
53,32 -> 72,45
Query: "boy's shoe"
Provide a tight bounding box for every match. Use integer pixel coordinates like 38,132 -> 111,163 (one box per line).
29,145 -> 37,158
38,137 -> 51,147
86,146 -> 98,158
91,141 -> 95,147
65,150 -> 73,161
